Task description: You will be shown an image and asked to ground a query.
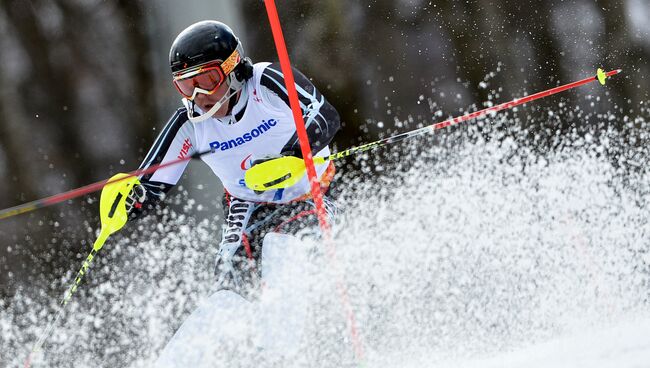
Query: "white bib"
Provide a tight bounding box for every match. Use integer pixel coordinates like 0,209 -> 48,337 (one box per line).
193,63 -> 330,203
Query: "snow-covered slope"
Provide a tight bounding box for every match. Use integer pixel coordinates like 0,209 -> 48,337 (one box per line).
436,315 -> 650,368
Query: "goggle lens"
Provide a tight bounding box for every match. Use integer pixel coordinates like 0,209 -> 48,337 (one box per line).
173,65 -> 225,99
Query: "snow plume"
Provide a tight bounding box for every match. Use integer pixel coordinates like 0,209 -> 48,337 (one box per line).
2,208 -> 220,367
334,123 -> 650,367
2,112 -> 649,367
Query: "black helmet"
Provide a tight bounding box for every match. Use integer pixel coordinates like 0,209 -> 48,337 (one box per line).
169,20 -> 253,80
169,21 -> 253,122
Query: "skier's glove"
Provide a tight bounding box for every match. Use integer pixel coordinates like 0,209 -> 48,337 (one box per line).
125,182 -> 147,218
250,153 -> 286,168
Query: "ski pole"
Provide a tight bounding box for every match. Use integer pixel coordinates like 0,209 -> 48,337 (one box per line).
24,173 -> 140,367
0,149 -> 214,221
245,68 -> 622,191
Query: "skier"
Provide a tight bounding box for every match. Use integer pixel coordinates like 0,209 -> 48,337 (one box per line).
125,20 -> 341,365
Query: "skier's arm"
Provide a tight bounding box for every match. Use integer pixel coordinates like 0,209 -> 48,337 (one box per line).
259,62 -> 341,158
128,108 -> 196,219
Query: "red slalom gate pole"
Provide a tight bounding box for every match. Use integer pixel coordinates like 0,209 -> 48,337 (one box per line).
263,0 -> 365,363
262,1 -> 330,234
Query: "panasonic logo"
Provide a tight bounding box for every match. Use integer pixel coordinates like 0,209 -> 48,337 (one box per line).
209,119 -> 278,152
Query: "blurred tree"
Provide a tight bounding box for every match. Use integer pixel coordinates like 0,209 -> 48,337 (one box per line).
114,0 -> 160,148
5,1 -> 103,181
239,0 -> 647,151
240,0 -> 367,151
0,0 -> 159,299
600,0 -> 649,112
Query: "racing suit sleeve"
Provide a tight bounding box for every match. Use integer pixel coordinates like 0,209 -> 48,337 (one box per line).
130,107 -> 196,219
259,62 -> 341,158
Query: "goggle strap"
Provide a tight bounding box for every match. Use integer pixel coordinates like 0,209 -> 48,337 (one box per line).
220,49 -> 241,75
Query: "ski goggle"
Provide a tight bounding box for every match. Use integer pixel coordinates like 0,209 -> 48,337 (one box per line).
172,49 -> 241,100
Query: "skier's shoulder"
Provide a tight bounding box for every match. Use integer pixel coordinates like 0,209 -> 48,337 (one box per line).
155,106 -> 195,141
253,61 -> 285,94
253,61 -> 316,108
165,106 -> 191,127
248,62 -> 283,108
252,61 -> 273,79
255,61 -> 309,86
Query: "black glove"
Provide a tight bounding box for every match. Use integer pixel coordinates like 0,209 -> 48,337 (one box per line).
250,153 -> 286,168
125,182 -> 147,218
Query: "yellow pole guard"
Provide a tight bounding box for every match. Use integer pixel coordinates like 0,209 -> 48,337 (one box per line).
244,156 -> 326,191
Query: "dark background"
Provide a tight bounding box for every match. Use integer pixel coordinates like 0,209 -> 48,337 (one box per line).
0,0 -> 648,302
